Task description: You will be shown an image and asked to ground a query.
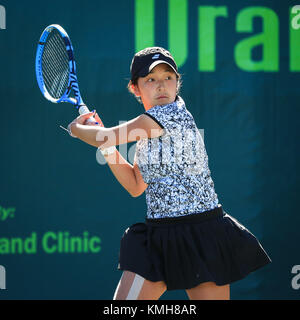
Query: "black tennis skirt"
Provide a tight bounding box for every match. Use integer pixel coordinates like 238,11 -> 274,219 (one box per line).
118,205 -> 271,291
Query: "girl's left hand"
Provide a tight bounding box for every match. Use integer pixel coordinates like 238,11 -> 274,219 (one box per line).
70,110 -> 104,127
67,110 -> 104,137
85,111 -> 105,127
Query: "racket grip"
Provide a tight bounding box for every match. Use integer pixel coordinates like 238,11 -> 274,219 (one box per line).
78,104 -> 90,115
78,104 -> 96,124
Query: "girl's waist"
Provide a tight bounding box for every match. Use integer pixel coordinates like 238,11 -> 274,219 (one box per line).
145,204 -> 224,226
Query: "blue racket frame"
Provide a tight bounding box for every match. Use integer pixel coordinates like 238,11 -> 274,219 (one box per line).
35,24 -> 84,107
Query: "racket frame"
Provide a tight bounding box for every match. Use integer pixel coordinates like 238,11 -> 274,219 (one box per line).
35,24 -> 84,107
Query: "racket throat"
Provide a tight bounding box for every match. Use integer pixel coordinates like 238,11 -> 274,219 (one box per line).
67,73 -> 83,106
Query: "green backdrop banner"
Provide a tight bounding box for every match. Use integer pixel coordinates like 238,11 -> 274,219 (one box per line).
0,0 -> 299,299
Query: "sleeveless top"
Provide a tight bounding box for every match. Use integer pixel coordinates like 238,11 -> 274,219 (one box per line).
134,96 -> 219,219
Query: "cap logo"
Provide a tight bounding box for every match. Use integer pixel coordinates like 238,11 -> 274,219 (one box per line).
152,54 -> 160,59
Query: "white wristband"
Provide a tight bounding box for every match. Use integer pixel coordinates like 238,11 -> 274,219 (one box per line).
100,146 -> 116,156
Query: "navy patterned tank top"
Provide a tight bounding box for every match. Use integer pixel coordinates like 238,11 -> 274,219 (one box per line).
134,96 -> 219,219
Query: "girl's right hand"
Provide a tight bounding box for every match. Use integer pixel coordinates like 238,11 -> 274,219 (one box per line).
67,110 -> 104,137
88,112 -> 104,127
81,111 -> 104,127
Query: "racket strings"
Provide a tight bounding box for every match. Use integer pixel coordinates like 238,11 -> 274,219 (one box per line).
43,33 -> 69,95
43,45 -> 69,93
42,30 -> 70,99
43,42 -> 69,98
43,34 -> 69,97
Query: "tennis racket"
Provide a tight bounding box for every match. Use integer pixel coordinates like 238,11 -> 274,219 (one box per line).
35,24 -> 95,123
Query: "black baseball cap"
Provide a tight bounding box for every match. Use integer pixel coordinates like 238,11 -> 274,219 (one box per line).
130,47 -> 179,82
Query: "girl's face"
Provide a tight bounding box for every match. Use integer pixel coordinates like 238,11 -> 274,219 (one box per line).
132,63 -> 178,110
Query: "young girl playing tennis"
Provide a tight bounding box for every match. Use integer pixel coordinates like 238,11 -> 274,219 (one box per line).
68,47 -> 271,300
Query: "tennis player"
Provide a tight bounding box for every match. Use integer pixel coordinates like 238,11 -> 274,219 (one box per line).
68,47 -> 271,300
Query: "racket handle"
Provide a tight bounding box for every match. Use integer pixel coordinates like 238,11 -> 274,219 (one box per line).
78,104 -> 90,115
78,104 -> 96,124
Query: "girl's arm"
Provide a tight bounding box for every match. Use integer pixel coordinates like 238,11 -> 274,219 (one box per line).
70,113 -> 164,149
69,111 -> 161,196
103,150 -> 148,197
